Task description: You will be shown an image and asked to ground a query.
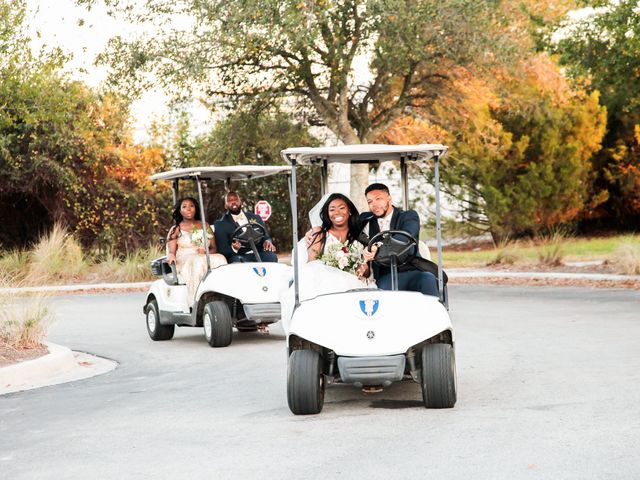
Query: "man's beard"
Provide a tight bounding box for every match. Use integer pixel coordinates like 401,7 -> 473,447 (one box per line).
228,206 -> 241,215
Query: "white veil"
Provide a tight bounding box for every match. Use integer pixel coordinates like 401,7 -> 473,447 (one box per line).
307,192 -> 333,228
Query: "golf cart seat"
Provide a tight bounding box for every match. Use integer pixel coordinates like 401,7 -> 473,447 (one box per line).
150,256 -> 181,286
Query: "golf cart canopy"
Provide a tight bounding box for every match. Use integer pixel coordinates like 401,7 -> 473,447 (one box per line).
280,144 -> 448,166
150,165 -> 291,182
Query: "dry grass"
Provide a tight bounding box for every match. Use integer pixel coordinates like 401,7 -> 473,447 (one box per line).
0,293 -> 55,348
0,249 -> 30,283
25,223 -> 89,285
486,238 -> 520,266
93,246 -> 161,283
613,240 -> 640,275
535,230 -> 568,266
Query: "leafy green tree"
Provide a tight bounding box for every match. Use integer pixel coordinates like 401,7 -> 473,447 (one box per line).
0,0 -> 168,250
549,1 -> 640,225
79,0 -> 521,208
190,107 -> 321,250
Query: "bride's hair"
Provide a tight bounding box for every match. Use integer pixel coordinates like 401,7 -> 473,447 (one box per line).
312,193 -> 360,248
168,197 -> 201,238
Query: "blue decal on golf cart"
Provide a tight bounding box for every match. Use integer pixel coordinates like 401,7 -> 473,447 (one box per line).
359,299 -> 379,317
253,267 -> 267,277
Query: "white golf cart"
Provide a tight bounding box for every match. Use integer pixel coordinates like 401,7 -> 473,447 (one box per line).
143,165 -> 293,347
281,144 -> 456,414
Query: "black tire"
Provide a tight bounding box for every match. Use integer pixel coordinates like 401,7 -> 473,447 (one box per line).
287,349 -> 325,415
203,301 -> 233,348
421,343 -> 457,408
145,299 -> 175,341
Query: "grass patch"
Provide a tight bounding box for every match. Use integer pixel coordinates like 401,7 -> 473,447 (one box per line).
92,246 -> 161,283
612,239 -> 640,275
0,293 -> 55,348
26,223 -> 89,285
535,230 -> 568,266
442,234 -> 640,268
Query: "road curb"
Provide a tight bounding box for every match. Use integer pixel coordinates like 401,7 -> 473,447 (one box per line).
0,342 -> 117,395
0,342 -> 76,392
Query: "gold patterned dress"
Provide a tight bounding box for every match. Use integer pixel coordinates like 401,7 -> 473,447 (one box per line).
175,229 -> 227,302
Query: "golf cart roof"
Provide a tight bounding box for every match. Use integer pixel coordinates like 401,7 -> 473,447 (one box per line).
280,144 -> 448,166
150,165 -> 291,182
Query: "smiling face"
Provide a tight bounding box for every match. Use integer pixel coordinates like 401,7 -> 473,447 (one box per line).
366,189 -> 392,218
180,199 -> 196,221
225,192 -> 242,215
328,198 -> 350,228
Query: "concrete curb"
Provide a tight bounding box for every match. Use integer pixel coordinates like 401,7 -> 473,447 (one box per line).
446,269 -> 640,281
0,281 -> 152,295
0,270 -> 639,296
0,342 -> 117,395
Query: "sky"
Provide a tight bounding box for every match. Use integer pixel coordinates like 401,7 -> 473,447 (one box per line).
25,0 -> 212,143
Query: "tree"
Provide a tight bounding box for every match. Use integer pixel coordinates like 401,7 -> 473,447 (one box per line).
190,107 -> 321,250
0,0 -> 168,250
79,0 -> 520,209
380,55 -> 607,239
548,1 -> 640,226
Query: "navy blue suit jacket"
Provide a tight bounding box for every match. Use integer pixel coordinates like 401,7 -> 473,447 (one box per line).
358,207 -> 421,280
214,211 -> 273,261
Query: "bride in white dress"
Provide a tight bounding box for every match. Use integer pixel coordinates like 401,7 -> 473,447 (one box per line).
281,193 -> 375,325
166,197 -> 227,302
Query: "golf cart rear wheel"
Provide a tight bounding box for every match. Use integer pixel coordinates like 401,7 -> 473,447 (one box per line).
203,301 -> 233,348
287,349 -> 325,415
421,343 -> 457,408
145,299 -> 174,341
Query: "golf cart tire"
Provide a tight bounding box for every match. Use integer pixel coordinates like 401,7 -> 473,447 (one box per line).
287,349 -> 325,415
421,343 -> 457,408
203,301 -> 233,348
146,299 -> 175,341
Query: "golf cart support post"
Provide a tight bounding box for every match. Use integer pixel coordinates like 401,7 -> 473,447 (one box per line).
280,144 -> 449,305
150,164 -> 291,280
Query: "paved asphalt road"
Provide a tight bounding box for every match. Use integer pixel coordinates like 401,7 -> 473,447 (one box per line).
1,285 -> 639,479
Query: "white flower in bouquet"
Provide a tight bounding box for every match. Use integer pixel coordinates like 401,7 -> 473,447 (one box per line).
318,241 -> 364,275
190,225 -> 214,248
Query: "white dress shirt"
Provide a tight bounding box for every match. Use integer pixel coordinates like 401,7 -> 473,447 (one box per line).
231,211 -> 249,226
231,211 -> 249,253
364,207 -> 394,236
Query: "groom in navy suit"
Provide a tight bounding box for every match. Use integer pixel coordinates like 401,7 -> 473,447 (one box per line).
214,191 -> 278,263
360,183 -> 439,296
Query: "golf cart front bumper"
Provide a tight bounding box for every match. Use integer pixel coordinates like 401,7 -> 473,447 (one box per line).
337,355 -> 406,387
243,302 -> 281,321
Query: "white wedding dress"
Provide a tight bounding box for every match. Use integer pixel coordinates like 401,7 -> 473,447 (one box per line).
280,232 -> 375,327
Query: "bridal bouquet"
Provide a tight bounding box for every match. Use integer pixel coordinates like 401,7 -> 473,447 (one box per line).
318,241 -> 364,275
190,226 -> 214,248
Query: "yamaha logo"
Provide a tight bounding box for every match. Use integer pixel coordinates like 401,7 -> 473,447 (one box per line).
366,330 -> 375,340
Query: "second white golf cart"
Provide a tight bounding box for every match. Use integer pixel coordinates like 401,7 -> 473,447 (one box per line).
143,166 -> 293,347
281,144 -> 456,414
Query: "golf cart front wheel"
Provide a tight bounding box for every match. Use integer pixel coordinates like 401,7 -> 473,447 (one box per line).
287,349 -> 325,415
203,301 -> 233,348
145,299 -> 175,341
421,343 -> 457,408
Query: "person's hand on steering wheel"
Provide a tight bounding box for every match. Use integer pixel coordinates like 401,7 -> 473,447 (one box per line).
362,244 -> 378,263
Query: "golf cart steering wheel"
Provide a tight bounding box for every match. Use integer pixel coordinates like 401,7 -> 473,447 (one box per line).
232,222 -> 267,246
367,230 -> 418,267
